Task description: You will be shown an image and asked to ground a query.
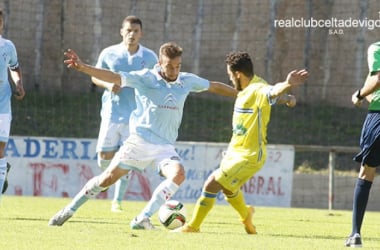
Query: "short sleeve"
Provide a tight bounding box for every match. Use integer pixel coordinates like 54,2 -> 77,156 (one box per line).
367,42 -> 380,75
266,86 -> 278,105
8,41 -> 19,70
120,68 -> 151,88
95,49 -> 108,69
182,73 -> 209,92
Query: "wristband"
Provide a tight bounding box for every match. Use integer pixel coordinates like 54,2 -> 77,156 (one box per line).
356,89 -> 364,100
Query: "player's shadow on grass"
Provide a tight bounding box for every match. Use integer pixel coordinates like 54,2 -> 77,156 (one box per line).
66,218 -> 129,225
3,217 -> 125,225
1,217 -> 47,222
268,233 -> 380,241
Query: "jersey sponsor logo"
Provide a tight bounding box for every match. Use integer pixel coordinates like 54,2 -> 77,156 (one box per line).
158,93 -> 179,110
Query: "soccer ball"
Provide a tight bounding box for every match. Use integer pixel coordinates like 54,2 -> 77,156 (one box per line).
158,200 -> 186,230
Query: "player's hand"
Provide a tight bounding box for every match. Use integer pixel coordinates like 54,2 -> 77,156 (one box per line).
287,69 -> 309,87
110,83 -> 121,94
286,94 -> 296,108
63,49 -> 83,71
352,90 -> 363,107
14,83 -> 25,100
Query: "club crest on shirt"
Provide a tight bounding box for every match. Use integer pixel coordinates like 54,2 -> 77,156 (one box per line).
233,123 -> 247,135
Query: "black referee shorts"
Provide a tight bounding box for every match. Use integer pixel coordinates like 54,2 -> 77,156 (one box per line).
354,111 -> 380,167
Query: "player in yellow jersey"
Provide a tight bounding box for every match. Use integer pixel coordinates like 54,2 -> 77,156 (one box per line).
175,51 -> 308,234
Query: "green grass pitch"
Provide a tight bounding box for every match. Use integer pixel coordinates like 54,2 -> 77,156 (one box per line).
1,196 -> 379,249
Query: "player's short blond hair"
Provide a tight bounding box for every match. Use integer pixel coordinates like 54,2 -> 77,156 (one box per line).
159,42 -> 183,60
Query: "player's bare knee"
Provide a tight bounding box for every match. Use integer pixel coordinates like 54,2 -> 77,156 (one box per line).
164,165 -> 185,184
359,164 -> 376,181
204,176 -> 223,193
172,171 -> 185,185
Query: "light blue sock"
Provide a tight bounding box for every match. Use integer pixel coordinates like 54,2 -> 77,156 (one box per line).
68,176 -> 104,212
0,158 -> 6,199
138,179 -> 179,219
113,175 -> 129,203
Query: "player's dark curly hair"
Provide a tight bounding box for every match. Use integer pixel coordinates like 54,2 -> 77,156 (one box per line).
225,51 -> 254,78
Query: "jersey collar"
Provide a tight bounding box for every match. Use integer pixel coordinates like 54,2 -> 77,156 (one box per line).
153,64 -> 182,86
121,43 -> 144,58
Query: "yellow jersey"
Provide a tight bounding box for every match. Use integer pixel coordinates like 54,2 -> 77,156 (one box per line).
227,75 -> 274,162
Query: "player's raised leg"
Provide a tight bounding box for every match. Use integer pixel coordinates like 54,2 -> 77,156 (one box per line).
48,165 -> 129,226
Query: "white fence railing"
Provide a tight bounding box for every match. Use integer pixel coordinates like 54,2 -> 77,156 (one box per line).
294,145 -> 360,210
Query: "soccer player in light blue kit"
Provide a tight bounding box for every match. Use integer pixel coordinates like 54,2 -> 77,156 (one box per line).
0,9 -> 25,200
48,42 -> 237,228
92,16 -> 158,212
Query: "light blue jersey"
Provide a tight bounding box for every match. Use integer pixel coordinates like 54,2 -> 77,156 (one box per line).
120,65 -> 210,144
0,36 -> 19,114
96,43 -> 158,123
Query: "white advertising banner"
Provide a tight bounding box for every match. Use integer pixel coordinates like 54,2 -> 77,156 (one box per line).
4,136 -> 294,207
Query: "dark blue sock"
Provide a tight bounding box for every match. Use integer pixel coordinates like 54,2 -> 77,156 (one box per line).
351,178 -> 372,235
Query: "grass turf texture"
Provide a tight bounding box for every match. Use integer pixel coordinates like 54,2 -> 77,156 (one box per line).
1,196 -> 379,249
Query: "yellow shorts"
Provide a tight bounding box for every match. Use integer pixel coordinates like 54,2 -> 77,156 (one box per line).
214,152 -> 265,193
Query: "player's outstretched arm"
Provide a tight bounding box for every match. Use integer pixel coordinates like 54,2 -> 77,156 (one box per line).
91,77 -> 121,94
64,49 -> 121,85
277,94 -> 296,108
208,81 -> 238,97
269,69 -> 308,98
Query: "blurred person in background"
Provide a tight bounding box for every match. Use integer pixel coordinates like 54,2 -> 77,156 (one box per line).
0,9 -> 25,200
92,16 -> 157,212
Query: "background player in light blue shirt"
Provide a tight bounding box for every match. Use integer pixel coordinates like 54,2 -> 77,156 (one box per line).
49,42 -> 237,228
92,16 -> 157,212
0,9 -> 25,200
